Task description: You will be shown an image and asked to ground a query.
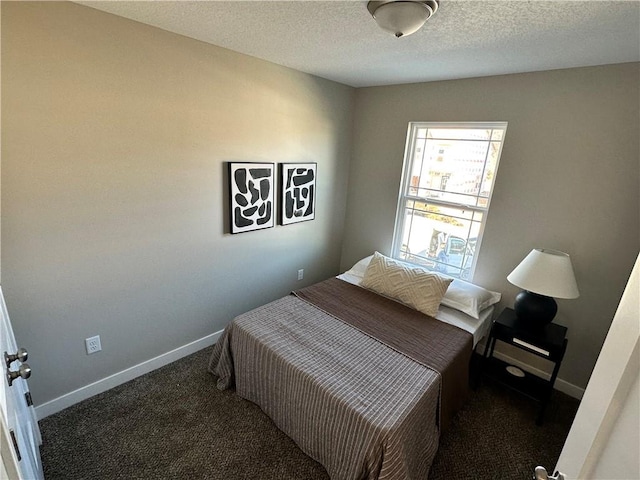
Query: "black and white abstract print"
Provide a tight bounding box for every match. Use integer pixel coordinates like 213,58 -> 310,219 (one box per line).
229,162 -> 274,233
281,163 -> 316,225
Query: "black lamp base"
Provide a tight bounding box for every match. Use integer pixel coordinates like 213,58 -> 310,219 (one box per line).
514,290 -> 557,329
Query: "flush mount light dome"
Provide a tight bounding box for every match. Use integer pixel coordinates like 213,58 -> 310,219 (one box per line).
367,0 -> 439,38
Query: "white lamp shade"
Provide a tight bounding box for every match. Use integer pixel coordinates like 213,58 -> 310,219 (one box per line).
372,2 -> 431,37
507,249 -> 579,299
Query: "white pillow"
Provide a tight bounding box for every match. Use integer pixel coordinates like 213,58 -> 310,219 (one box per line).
361,252 -> 452,318
347,253 -> 501,319
441,278 -> 501,320
348,254 -> 373,277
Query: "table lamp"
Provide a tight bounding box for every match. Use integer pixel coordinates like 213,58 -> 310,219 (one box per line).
507,248 -> 579,328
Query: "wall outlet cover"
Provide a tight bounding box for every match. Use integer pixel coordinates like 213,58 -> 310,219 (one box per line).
85,335 -> 102,355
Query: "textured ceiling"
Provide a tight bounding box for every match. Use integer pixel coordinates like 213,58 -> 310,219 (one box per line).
76,1 -> 640,87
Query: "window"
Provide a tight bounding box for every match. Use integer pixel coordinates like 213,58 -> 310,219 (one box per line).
392,122 -> 507,281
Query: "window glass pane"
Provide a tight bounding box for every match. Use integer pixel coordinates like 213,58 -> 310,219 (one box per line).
399,207 -> 417,257
420,202 -> 476,221
480,141 -> 502,197
412,139 -> 490,200
472,210 -> 484,222
413,138 -> 426,164
409,139 -> 426,196
491,129 -> 504,141
427,128 -> 492,141
401,202 -> 482,280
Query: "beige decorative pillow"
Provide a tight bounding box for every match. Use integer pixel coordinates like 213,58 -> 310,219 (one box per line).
361,252 -> 453,317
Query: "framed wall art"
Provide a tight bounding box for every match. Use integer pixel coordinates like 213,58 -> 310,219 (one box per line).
280,163 -> 316,225
229,162 -> 275,234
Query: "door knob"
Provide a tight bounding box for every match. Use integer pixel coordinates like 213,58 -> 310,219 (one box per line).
7,363 -> 31,386
534,466 -> 566,480
4,347 -> 28,367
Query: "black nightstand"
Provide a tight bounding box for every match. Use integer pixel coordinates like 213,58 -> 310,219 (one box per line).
481,307 -> 568,425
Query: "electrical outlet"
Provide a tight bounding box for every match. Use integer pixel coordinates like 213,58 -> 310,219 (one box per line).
85,335 -> 102,355
297,269 -> 304,280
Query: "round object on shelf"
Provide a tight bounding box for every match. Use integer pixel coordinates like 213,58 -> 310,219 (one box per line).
506,365 -> 525,377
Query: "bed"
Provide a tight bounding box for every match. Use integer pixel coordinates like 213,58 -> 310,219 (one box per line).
209,252 -> 500,479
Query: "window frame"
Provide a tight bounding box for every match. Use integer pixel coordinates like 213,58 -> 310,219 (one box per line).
391,121 -> 508,281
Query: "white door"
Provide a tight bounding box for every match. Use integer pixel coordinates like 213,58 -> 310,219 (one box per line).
0,286 -> 44,480
542,254 -> 639,480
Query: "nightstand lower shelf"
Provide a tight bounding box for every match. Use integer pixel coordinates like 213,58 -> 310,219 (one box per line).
481,308 -> 568,425
483,357 -> 553,424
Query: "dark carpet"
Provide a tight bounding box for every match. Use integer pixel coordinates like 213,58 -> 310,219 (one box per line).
40,347 -> 579,479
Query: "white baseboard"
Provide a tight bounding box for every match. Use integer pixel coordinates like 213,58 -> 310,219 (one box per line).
35,330 -> 583,420
35,330 -> 224,420
482,346 -> 585,400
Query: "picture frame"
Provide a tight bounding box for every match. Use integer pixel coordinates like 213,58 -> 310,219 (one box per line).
280,163 -> 317,225
229,162 -> 275,234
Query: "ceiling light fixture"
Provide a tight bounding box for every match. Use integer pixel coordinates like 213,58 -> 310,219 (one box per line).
367,0 -> 439,38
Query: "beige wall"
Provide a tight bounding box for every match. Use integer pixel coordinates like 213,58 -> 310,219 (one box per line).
341,63 -> 640,389
1,2 -> 354,405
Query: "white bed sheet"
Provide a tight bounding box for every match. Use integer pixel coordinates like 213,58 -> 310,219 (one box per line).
337,271 -> 493,347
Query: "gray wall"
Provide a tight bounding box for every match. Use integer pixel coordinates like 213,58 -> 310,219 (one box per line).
341,64 -> 640,389
1,2 -> 354,405
3,2 -> 638,407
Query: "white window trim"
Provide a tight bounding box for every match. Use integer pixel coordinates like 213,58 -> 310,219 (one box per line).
391,121 -> 508,281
